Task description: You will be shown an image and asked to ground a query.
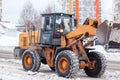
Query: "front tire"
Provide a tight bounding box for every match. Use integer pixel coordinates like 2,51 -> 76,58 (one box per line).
55,50 -> 79,78
84,51 -> 106,77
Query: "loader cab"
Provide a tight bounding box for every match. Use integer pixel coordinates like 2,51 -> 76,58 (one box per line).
40,13 -> 75,45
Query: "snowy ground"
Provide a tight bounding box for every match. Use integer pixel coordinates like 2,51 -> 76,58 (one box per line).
0,58 -> 120,80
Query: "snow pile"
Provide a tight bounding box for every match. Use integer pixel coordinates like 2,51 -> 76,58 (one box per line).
103,71 -> 120,80
0,32 -> 19,47
0,58 -> 21,64
89,45 -> 120,62
0,46 -> 14,53
0,22 -> 20,47
0,30 -> 20,53
0,22 -> 16,29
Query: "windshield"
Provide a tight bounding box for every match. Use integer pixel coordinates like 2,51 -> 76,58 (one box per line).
63,16 -> 73,35
55,15 -> 75,35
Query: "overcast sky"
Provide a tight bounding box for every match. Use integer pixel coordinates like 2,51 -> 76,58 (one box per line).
2,0 -> 113,24
101,0 -> 113,21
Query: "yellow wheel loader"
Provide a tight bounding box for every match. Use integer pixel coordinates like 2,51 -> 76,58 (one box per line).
14,13 -> 109,78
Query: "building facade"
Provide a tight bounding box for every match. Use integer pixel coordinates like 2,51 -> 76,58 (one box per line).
58,0 -> 101,25
113,0 -> 120,22
0,0 -> 1,21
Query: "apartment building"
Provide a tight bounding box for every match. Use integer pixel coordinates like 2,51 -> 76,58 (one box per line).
113,0 -> 120,22
0,0 -> 2,21
57,0 -> 101,25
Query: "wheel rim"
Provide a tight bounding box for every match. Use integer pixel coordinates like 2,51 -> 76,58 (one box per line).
58,57 -> 69,73
89,58 -> 97,70
24,54 -> 32,68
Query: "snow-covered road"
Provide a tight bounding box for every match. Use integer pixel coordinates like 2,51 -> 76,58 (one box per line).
0,45 -> 120,80
0,58 -> 120,80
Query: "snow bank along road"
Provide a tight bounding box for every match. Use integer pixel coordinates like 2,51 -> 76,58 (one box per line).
0,52 -> 120,80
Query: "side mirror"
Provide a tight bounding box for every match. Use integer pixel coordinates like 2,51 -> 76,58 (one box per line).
74,19 -> 77,26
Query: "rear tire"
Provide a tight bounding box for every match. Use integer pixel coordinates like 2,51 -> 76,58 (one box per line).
55,50 -> 79,78
22,49 -> 41,72
84,51 -> 106,77
31,49 -> 41,71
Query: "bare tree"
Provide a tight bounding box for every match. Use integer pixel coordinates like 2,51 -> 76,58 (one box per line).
33,13 -> 42,30
19,1 -> 37,31
19,2 -> 58,32
114,0 -> 120,22
43,4 -> 56,13
32,5 -> 55,30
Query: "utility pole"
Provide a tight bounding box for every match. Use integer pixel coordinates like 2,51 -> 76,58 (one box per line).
69,0 -> 73,14
75,0 -> 79,28
96,0 -> 100,20
69,0 -> 100,26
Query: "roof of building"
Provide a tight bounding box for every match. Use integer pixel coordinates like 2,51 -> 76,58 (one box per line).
41,13 -> 73,16
0,22 -> 16,29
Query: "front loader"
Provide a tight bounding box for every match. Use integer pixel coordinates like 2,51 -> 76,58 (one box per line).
14,13 -> 108,78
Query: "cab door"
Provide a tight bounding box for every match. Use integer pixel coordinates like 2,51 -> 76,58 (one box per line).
40,16 -> 54,45
52,15 -> 62,45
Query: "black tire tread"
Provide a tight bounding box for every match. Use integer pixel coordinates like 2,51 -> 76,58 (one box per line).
22,49 -> 41,72
84,51 -> 106,77
22,49 -> 36,71
30,49 -> 41,72
55,50 -> 79,78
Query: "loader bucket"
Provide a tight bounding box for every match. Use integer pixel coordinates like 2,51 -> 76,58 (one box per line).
96,21 -> 120,49
96,20 -> 110,45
